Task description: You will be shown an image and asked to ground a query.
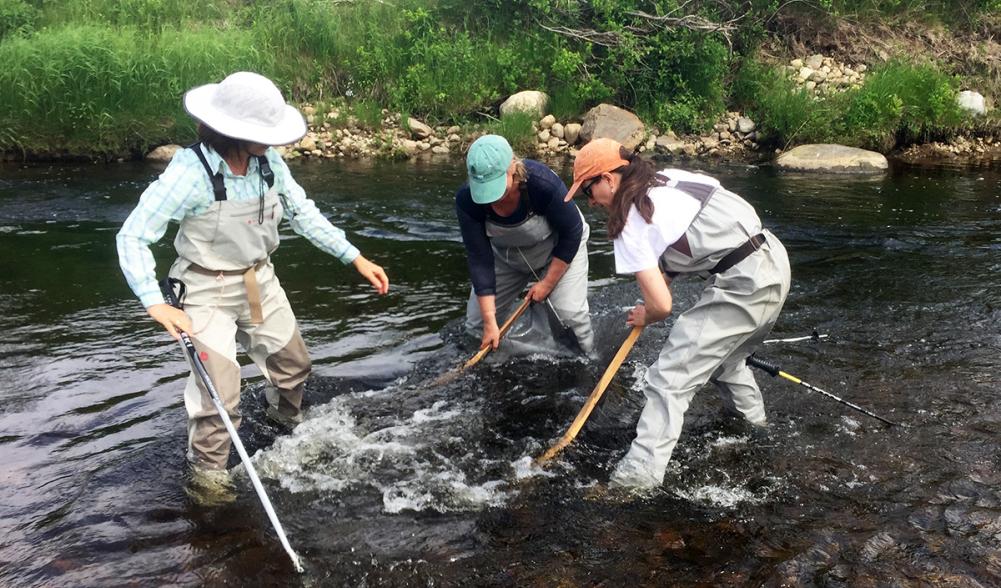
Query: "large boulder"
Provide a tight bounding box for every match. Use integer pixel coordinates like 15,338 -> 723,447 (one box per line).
145,144 -> 182,162
777,144 -> 888,173
499,91 -> 550,118
579,104 -> 646,150
957,90 -> 986,116
407,117 -> 434,139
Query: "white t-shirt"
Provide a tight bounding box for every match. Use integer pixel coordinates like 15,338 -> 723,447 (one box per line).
612,170 -> 715,274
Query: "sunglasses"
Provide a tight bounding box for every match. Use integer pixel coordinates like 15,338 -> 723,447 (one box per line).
580,176 -> 599,198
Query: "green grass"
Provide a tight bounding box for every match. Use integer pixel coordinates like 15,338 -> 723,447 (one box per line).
842,60 -> 965,149
0,24 -> 267,155
0,0 -> 992,157
732,60 -> 839,147
482,112 -> 537,155
733,58 -> 968,151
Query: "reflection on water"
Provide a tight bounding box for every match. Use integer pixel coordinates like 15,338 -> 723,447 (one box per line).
1,159 -> 1001,586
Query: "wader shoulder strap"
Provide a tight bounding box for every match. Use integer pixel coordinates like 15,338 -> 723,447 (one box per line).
659,173 -> 716,258
657,172 -> 717,210
256,155 -> 275,189
188,142 -> 227,202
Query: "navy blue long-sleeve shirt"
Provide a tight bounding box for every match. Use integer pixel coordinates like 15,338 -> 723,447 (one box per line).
456,159 -> 584,296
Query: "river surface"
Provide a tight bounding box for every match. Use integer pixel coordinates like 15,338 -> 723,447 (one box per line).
1,156 -> 1000,587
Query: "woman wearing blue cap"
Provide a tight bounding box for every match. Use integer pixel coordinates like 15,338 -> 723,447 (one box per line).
456,134 -> 594,355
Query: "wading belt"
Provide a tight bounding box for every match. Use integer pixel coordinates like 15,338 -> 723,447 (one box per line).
188,259 -> 269,324
709,233 -> 766,275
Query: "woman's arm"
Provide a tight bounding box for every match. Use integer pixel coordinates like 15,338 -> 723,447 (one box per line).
627,267 -> 673,327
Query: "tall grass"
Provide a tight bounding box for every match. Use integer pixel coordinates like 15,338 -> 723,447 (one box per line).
482,112 -> 537,155
33,0 -> 228,30
732,61 -> 839,147
0,0 -> 988,157
0,25 -> 267,155
733,59 -> 967,151
816,0 -> 1001,24
842,60 -> 964,149
246,0 -> 553,120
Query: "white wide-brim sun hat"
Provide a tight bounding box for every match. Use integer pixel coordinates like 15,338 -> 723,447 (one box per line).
183,71 -> 307,146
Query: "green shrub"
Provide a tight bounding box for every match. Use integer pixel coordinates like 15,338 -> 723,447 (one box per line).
734,58 -> 967,152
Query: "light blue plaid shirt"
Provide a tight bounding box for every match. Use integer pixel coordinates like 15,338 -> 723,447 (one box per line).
116,145 -> 360,308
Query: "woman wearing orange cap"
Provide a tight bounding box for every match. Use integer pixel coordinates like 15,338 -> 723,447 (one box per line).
566,138 -> 791,489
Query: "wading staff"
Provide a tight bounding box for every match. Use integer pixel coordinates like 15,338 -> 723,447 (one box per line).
429,296 -> 533,387
764,330 -> 829,344
536,325 -> 643,465
159,278 -> 305,573
746,355 -> 898,427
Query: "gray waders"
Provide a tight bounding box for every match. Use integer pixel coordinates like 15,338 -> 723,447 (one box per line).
464,209 -> 595,354
611,174 -> 792,489
171,148 -> 311,471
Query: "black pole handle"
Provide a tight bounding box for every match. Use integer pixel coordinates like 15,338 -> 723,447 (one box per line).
747,355 -> 780,377
159,277 -> 185,310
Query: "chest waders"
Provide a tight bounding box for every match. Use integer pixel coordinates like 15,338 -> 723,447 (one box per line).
160,279 -> 304,573
169,144 -> 312,472
464,195 -> 595,354
609,172 -> 792,489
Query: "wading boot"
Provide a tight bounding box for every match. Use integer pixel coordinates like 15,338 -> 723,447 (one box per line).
186,465 -> 237,507
264,385 -> 304,430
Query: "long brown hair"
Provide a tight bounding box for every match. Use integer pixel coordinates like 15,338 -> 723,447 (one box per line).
606,147 -> 665,239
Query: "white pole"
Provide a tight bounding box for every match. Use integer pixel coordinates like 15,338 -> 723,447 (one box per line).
180,333 -> 305,573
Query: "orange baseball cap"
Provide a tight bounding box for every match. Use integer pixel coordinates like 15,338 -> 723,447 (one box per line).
565,138 -> 630,202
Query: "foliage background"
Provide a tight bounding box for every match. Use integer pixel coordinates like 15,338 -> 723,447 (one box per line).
0,0 -> 994,157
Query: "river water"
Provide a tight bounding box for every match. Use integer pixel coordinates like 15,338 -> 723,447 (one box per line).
1,156 -> 999,586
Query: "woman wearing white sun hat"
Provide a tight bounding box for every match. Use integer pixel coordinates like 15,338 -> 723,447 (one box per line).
116,72 -> 389,492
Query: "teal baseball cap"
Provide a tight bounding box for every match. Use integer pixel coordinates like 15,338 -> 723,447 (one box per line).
466,134 -> 513,204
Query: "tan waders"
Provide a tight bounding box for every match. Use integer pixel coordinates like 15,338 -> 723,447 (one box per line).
171,179 -> 310,472
464,212 -> 595,354
610,179 -> 791,489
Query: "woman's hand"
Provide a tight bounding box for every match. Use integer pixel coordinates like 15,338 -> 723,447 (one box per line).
481,319 -> 501,350
626,303 -> 647,327
147,303 -> 193,340
526,280 -> 554,303
632,267 -> 673,325
353,255 -> 390,295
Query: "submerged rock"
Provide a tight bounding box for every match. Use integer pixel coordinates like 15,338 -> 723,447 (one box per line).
145,144 -> 181,162
777,144 -> 888,173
